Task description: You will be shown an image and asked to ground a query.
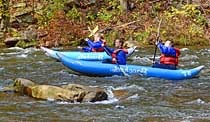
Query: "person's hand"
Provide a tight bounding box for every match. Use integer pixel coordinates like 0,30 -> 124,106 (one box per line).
112,58 -> 116,63
101,41 -> 106,47
85,38 -> 89,41
77,46 -> 82,49
102,39 -> 106,45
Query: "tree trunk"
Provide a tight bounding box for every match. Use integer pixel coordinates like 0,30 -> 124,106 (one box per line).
0,0 -> 10,32
119,0 -> 129,11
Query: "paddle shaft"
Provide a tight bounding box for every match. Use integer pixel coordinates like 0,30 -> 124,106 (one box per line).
153,36 -> 159,63
153,19 -> 162,64
103,46 -> 128,76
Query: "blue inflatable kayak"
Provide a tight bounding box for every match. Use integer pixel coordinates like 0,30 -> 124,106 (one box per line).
41,46 -> 136,61
57,53 -> 204,80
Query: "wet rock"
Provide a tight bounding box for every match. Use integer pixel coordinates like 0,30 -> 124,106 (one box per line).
2,78 -> 36,93
2,78 -> 108,103
113,89 -> 129,100
13,78 -> 36,88
4,25 -> 38,48
62,84 -> 108,102
4,37 -> 27,47
30,85 -> 86,102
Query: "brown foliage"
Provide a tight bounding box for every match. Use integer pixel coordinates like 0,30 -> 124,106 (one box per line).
8,0 -> 210,47
39,10 -> 87,47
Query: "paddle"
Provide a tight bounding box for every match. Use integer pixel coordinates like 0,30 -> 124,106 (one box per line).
78,26 -> 99,49
152,18 -> 162,64
88,25 -> 99,37
103,47 -> 129,77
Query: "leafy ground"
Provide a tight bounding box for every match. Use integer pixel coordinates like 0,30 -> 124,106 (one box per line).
1,0 -> 210,47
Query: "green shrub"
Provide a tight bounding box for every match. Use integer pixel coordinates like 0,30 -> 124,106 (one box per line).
162,4 -> 207,45
134,31 -> 150,44
66,5 -> 81,21
97,9 -> 113,22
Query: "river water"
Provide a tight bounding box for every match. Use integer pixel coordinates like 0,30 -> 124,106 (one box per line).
0,46 -> 210,122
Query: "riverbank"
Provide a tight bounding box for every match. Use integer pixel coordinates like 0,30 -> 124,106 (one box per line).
0,1 -> 209,48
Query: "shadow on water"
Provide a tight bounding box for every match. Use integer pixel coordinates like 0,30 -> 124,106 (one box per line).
0,47 -> 210,121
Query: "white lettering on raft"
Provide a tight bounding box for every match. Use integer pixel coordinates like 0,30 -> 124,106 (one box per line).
112,66 -> 148,75
181,71 -> 192,77
77,54 -> 104,60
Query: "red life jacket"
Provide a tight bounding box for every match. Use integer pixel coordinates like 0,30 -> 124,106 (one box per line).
91,47 -> 104,52
160,48 -> 180,65
111,48 -> 128,64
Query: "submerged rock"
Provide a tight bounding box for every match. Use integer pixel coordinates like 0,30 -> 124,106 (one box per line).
2,78 -> 108,103
113,89 -> 129,100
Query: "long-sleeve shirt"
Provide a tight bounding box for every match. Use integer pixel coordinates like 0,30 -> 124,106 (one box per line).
103,46 -> 127,65
82,39 -> 104,52
157,42 -> 176,57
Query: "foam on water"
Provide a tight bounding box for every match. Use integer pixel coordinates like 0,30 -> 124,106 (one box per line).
115,84 -> 146,92
16,54 -> 28,58
0,67 -> 4,71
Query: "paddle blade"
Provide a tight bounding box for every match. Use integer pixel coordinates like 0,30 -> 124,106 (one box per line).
88,25 -> 99,37
92,25 -> 99,33
120,68 -> 129,76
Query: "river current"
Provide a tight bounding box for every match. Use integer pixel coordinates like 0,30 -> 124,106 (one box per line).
0,46 -> 210,122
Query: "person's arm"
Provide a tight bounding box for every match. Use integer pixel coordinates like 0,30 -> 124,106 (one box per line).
86,39 -> 103,48
82,47 -> 92,52
116,50 -> 127,65
158,43 -> 176,57
84,38 -> 94,47
103,46 -> 114,55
